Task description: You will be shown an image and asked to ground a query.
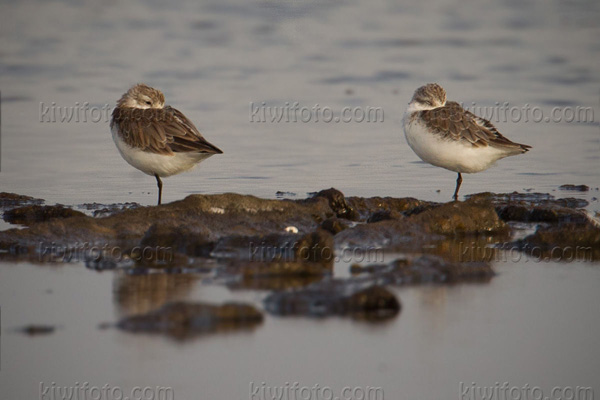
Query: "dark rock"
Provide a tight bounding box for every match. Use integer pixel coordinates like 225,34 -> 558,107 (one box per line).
311,188 -> 359,220
18,325 -> 56,335
468,192 -> 588,208
275,191 -> 296,198
352,255 -> 494,284
412,197 -> 506,235
294,229 -> 335,263
0,193 -> 333,255
117,301 -> 263,340
264,279 -> 400,320
496,204 -> 588,223
346,286 -> 401,320
140,221 -> 214,257
216,233 -> 299,261
367,210 -> 403,223
559,184 -> 589,192
516,222 -> 600,261
0,192 -> 44,208
0,190 -> 593,269
351,258 -> 409,275
346,196 -> 434,220
3,205 -> 85,225
468,192 -> 589,224
320,218 -> 350,234
78,202 -> 140,218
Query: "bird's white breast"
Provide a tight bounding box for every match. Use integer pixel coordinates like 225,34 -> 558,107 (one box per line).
111,124 -> 212,177
402,111 -> 508,174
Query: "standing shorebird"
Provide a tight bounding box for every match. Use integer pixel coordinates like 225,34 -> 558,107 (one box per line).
402,83 -> 531,200
110,84 -> 223,205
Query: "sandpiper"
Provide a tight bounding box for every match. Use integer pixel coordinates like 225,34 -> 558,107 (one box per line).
402,83 -> 531,200
110,84 -> 223,205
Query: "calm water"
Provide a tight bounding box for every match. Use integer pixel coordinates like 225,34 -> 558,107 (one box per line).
1,0 -> 600,398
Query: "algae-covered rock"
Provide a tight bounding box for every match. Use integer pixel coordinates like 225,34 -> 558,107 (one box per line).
468,192 -> 589,223
412,197 -> 506,235
559,184 -> 589,192
294,229 -> 334,263
516,222 -> 600,261
0,192 -> 44,208
351,255 -> 494,284
140,221 -> 214,257
346,196 -> 433,220
4,205 -> 85,225
320,218 -> 350,235
17,325 -> 56,335
310,188 -> 359,220
264,279 -> 400,320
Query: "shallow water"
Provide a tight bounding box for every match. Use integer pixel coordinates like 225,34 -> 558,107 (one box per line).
1,0 -> 599,205
1,257 -> 599,399
1,0 -> 600,398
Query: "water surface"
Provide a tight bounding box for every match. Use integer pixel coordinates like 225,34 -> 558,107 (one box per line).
1,0 -> 599,398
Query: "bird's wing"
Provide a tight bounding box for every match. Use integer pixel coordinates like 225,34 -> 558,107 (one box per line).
420,102 -> 531,151
111,107 -> 223,155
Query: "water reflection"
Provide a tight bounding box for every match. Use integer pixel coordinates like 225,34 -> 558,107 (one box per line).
113,272 -> 198,316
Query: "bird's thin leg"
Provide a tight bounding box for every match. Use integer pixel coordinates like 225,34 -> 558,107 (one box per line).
154,174 -> 163,205
453,173 -> 462,201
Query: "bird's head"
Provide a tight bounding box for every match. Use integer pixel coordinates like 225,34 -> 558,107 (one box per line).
117,83 -> 165,109
407,83 -> 447,112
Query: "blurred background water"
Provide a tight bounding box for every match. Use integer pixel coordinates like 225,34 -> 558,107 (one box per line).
1,0 -> 599,398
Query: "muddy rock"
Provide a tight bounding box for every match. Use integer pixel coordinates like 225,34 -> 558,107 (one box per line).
335,198 -> 506,252
516,222 -> 600,261
412,197 -> 506,235
311,188 -> 359,220
0,192 -> 333,254
346,196 -> 434,221
78,202 -> 140,218
18,324 -> 56,335
468,192 -> 589,223
351,258 -> 409,275
213,233 -> 300,261
320,218 -> 350,235
294,229 -> 335,263
334,219 -> 425,251
117,301 -> 263,340
1,190 -> 595,267
264,278 -> 400,320
346,286 -> 401,320
140,221 -> 214,257
3,205 -> 86,226
351,255 -> 494,284
367,210 -> 403,223
559,184 -> 589,192
0,192 -> 44,208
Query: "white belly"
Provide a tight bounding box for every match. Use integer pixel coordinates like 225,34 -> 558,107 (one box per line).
402,113 -> 509,174
111,125 -> 213,177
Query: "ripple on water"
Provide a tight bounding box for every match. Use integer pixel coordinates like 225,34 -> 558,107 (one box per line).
320,70 -> 410,85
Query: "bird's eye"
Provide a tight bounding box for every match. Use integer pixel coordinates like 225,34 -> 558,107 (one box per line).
145,100 -> 152,106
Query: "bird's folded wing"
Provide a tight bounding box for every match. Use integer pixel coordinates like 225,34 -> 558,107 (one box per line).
112,107 -> 223,155
420,102 -> 529,151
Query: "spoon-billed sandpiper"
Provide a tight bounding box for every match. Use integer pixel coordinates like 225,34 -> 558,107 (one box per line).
403,83 -> 531,200
110,84 -> 223,205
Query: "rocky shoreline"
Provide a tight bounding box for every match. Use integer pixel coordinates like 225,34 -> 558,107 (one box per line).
1,188 -> 597,340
